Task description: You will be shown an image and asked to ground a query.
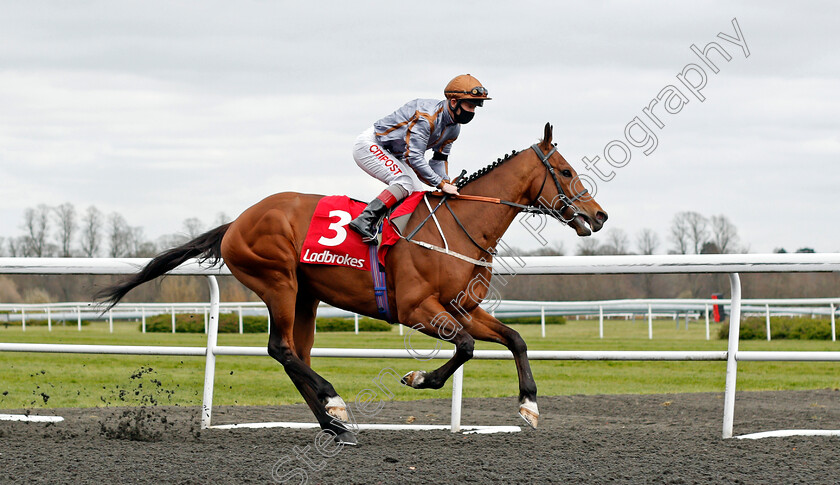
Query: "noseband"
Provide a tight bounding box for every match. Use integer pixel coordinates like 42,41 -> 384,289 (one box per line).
526,143 -> 589,223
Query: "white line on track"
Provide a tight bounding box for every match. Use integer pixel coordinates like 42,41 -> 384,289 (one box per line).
209,421 -> 520,434
736,429 -> 840,439
0,414 -> 64,423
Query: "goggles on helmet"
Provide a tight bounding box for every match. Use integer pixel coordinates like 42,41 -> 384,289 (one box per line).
446,86 -> 489,98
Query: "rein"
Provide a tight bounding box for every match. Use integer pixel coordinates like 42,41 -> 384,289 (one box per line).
400,145 -> 589,267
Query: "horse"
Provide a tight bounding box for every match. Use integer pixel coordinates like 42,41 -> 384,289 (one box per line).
98,123 -> 607,445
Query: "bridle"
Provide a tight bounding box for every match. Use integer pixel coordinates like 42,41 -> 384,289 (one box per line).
526,143 -> 589,224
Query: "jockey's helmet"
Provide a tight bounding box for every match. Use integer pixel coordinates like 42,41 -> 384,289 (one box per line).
444,74 -> 491,106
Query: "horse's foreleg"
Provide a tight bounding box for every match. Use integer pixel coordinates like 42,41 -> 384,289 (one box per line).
399,297 -> 475,390
454,307 -> 539,428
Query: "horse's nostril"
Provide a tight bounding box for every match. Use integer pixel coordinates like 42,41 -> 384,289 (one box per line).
596,211 -> 608,222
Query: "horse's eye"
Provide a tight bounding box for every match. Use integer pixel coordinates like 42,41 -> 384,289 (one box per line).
561,169 -> 572,177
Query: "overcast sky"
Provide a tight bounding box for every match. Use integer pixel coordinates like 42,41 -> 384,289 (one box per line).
1,1 -> 838,255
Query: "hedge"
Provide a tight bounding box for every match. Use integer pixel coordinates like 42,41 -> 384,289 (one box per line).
718,316 -> 834,340
142,313 -> 391,333
142,313 -> 263,333
314,317 -> 391,332
1,319 -> 92,327
497,315 -> 567,325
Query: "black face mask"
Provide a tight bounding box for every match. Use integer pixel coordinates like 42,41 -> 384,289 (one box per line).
454,105 -> 475,124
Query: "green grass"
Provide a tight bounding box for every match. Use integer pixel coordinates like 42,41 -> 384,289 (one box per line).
1,318 -> 838,410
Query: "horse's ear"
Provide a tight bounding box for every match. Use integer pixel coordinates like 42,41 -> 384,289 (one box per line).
541,122 -> 553,150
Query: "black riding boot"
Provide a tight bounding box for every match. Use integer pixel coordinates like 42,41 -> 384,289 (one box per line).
349,198 -> 389,243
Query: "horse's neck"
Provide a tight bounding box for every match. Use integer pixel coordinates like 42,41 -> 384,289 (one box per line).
450,159 -> 536,251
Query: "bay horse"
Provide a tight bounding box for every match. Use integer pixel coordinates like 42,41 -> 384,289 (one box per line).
98,123 -> 607,444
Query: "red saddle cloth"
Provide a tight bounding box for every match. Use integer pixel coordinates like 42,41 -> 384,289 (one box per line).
300,193 -> 425,270
300,196 -> 370,270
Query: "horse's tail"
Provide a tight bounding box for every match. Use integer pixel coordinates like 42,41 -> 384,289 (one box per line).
95,223 -> 232,310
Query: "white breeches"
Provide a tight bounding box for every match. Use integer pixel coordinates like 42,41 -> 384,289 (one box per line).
353,127 -> 424,193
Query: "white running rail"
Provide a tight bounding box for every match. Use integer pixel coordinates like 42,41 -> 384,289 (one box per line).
1,254 -> 839,439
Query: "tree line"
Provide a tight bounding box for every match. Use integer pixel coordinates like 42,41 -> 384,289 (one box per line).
0,203 -> 243,305
0,202 -> 230,258
505,211 -> 815,258
500,211 -> 828,301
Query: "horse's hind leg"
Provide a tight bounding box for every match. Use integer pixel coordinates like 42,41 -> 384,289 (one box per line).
399,296 -> 475,390
454,307 -> 539,428
292,289 -> 348,422
264,288 -> 356,444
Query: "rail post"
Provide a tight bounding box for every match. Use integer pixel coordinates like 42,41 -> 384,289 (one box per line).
77,306 -> 81,331
450,365 -> 464,432
354,313 -> 359,335
109,309 -> 113,334
765,304 -> 771,341
171,306 -> 176,334
141,307 -> 146,333
21,308 -> 25,332
201,275 -> 221,429
831,303 -> 836,342
722,273 -> 742,439
238,306 -> 243,334
599,305 -> 604,339
648,304 -> 653,339
704,304 -> 710,340
540,306 -> 546,338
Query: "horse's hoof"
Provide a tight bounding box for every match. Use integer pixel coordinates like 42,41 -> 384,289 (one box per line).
519,399 -> 539,429
325,396 -> 348,422
334,430 -> 357,446
401,370 -> 426,388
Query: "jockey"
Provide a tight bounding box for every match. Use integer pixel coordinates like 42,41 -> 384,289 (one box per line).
348,74 -> 491,242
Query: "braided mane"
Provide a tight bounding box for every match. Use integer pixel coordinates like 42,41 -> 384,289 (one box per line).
455,149 -> 520,189
455,141 -> 561,189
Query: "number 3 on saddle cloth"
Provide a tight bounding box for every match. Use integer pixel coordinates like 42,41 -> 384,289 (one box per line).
299,193 -> 425,322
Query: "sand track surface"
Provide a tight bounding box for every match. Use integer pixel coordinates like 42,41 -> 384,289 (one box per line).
2,390 -> 839,484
